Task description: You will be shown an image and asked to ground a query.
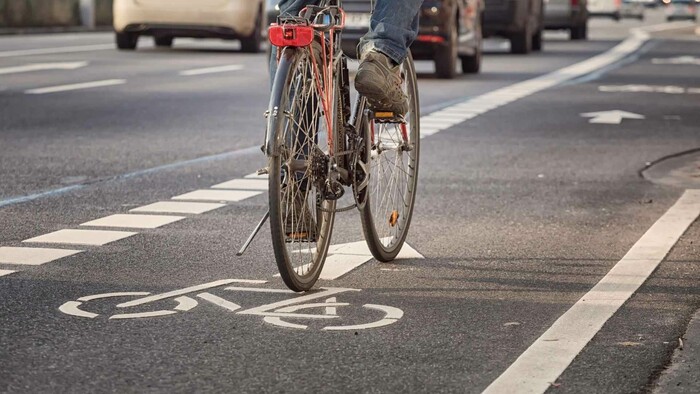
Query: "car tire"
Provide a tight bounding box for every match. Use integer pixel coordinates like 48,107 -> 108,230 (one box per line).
154,36 -> 174,47
241,8 -> 263,53
571,23 -> 587,40
435,16 -> 458,79
461,20 -> 482,74
116,32 -> 138,50
532,28 -> 543,51
510,27 -> 532,54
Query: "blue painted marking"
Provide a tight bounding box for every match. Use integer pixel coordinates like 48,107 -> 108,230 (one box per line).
0,145 -> 260,209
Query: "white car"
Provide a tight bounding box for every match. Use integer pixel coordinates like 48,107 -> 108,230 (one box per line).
113,0 -> 266,52
588,0 -> 622,20
665,0 -> 698,20
621,0 -> 646,19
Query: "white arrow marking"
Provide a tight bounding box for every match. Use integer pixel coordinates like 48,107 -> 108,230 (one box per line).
0,62 -> 88,75
580,110 -> 645,125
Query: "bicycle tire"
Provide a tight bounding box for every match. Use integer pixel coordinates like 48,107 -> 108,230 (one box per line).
359,53 -> 420,262
268,46 -> 338,292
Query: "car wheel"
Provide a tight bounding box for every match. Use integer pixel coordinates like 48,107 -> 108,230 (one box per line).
510,26 -> 532,54
570,23 -> 587,40
532,28 -> 543,51
154,36 -> 174,47
435,15 -> 458,79
461,21 -> 482,74
241,7 -> 263,53
116,32 -> 138,50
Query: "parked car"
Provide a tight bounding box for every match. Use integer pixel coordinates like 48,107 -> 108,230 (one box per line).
587,0 -> 622,20
665,0 -> 698,20
339,0 -> 484,79
113,0 -> 266,52
482,0 -> 545,54
544,0 -> 589,40
621,0 -> 646,19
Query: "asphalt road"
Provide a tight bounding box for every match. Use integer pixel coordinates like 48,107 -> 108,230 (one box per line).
1,10 -> 699,393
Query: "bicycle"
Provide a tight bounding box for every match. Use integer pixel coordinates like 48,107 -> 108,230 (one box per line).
239,0 -> 420,292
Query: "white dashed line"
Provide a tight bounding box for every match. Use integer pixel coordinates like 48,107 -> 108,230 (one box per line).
0,247 -> 83,265
484,190 -> 700,394
80,214 -> 186,229
0,44 -> 114,58
180,64 -> 244,76
130,201 -> 226,214
25,79 -> 126,95
23,229 -> 137,246
211,179 -> 268,190
172,189 -> 262,202
0,269 -> 16,277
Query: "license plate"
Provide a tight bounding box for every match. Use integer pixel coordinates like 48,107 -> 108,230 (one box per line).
345,13 -> 371,28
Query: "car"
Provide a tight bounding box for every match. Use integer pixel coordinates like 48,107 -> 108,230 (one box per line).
587,0 -> 622,20
621,0 -> 646,19
482,0 -> 545,54
113,0 -> 266,52
665,0 -> 698,20
544,0 -> 589,40
339,0 -> 484,79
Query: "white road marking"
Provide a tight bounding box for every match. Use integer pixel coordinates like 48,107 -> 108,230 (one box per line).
580,110 -> 645,125
25,79 -> 126,95
79,292 -> 150,302
23,229 -> 137,246
484,190 -> 700,394
172,189 -> 262,202
211,178 -> 269,190
0,269 -> 16,277
0,44 -> 114,58
323,304 -> 403,331
110,310 -> 177,320
130,201 -> 226,214
197,293 -> 241,312
0,61 -> 88,75
274,241 -> 424,280
180,64 -> 244,76
599,84 -> 689,94
117,279 -> 239,308
651,56 -> 700,65
58,301 -> 98,318
0,247 -> 82,265
80,214 -> 186,229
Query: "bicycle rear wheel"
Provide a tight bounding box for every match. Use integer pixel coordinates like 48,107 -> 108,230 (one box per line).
268,46 -> 337,292
359,54 -> 420,262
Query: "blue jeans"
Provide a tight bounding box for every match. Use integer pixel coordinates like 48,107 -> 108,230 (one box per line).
273,0 -> 421,65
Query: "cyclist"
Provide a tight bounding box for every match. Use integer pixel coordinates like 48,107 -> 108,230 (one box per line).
274,0 -> 423,116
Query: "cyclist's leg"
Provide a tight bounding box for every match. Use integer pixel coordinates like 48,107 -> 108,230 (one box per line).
357,0 -> 422,64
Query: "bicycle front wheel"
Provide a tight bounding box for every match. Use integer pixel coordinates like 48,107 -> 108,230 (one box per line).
359,53 -> 420,262
268,46 -> 337,292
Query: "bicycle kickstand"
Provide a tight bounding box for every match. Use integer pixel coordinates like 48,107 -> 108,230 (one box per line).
236,210 -> 270,256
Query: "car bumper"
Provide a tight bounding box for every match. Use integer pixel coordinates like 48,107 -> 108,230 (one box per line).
114,0 -> 259,37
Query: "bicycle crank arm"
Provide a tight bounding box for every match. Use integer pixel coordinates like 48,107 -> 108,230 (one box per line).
236,210 -> 270,256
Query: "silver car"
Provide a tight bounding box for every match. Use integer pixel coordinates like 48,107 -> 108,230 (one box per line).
544,0 -> 589,40
666,0 -> 698,20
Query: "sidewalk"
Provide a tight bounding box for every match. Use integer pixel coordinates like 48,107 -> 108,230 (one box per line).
654,309 -> 700,393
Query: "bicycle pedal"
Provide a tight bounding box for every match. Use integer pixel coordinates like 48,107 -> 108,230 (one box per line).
257,167 -> 269,176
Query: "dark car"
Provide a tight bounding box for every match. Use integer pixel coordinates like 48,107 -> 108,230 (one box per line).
341,0 -> 484,79
482,0 -> 545,54
268,0 -> 483,79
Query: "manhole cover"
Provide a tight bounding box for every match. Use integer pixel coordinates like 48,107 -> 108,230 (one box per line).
643,150 -> 700,188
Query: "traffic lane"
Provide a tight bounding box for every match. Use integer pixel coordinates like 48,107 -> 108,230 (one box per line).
3,40 -> 699,392
0,31 -> 627,201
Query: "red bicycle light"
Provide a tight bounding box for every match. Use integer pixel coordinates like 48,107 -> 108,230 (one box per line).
269,25 -> 315,47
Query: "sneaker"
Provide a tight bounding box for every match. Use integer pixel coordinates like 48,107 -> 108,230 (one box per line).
354,51 -> 409,116
283,189 -> 317,242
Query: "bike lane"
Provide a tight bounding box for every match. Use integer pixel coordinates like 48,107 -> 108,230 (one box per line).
1,25 -> 699,394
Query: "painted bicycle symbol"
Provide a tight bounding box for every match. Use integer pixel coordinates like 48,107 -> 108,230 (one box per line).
59,279 -> 403,331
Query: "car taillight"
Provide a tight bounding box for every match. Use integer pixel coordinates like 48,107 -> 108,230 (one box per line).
268,25 -> 315,47
571,0 -> 579,6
